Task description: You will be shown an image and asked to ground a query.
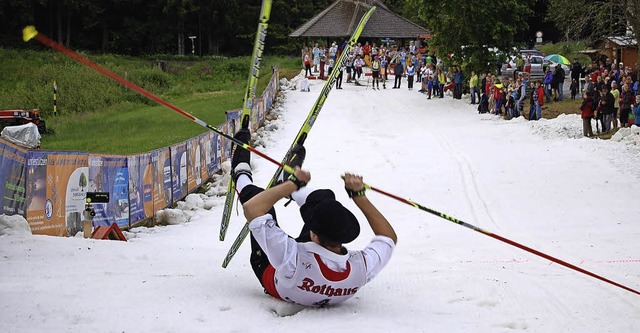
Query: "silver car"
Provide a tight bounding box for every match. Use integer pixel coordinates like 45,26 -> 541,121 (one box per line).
501,55 -> 546,80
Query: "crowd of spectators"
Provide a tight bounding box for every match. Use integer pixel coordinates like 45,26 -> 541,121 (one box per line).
302,43 -> 640,134
301,41 -> 464,100
575,59 -> 640,134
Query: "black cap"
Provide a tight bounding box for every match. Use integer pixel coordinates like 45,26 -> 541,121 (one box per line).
308,200 -> 360,244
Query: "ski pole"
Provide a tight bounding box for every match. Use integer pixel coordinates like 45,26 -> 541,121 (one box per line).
361,181 -> 640,297
22,26 -> 296,176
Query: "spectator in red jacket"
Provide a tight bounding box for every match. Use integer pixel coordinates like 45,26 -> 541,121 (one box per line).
580,91 -> 595,137
535,80 -> 544,119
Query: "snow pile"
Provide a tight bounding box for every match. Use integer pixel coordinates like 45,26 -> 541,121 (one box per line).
279,77 -> 296,91
0,214 -> 32,236
154,208 -> 188,225
611,126 -> 640,145
529,113 -> 585,139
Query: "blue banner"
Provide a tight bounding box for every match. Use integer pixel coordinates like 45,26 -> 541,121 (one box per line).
170,143 -> 188,201
0,141 -> 28,217
89,154 -> 129,227
127,155 -> 144,223
208,132 -> 221,175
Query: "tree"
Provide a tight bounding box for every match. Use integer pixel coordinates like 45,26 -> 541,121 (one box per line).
547,0 -> 627,41
548,0 -> 640,63
79,173 -> 87,191
401,0 -> 531,73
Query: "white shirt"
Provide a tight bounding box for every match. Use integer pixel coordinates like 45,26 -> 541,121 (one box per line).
249,213 -> 395,306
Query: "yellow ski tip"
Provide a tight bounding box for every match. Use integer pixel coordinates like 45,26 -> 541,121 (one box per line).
22,26 -> 38,42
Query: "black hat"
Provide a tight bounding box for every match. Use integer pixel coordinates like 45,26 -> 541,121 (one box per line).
308,200 -> 360,244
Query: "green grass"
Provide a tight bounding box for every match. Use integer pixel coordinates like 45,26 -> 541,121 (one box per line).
41,92 -> 242,154
1,49 -> 301,154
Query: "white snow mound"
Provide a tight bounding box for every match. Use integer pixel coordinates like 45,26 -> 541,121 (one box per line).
0,214 -> 32,236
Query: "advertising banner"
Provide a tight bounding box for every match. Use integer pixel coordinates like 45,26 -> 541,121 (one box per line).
187,138 -> 202,192
208,131 -> 221,176
170,142 -> 188,201
0,140 -> 28,217
220,123 -> 231,164
140,153 -> 154,219
26,151 -> 89,236
198,133 -> 209,183
88,154 -> 129,228
128,153 -> 153,225
151,148 -> 172,211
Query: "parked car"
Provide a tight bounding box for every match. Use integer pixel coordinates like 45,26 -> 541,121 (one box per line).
519,49 -> 544,57
501,55 -> 546,80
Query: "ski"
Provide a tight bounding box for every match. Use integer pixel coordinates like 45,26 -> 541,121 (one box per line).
222,6 -> 377,268
220,0 -> 273,241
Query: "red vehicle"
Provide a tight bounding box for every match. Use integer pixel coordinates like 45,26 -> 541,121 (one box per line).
0,109 -> 46,133
416,33 -> 432,54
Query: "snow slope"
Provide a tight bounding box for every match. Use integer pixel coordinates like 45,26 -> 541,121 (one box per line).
1,73 -> 639,333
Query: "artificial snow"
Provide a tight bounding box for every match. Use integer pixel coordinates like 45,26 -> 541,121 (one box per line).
0,214 -> 32,236
1,71 -> 639,332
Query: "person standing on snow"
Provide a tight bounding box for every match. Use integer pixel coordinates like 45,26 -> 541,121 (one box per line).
319,46 -> 327,79
557,65 -> 566,101
599,85 -> 615,133
354,54 -> 365,80
371,56 -> 381,89
469,71 -> 479,104
392,58 -> 404,89
312,43 -> 320,73
303,52 -> 312,77
335,66 -> 344,89
632,95 -> 640,127
535,80 -> 545,119
453,67 -> 464,99
610,81 -> 620,129
580,91 -> 595,137
229,128 -> 397,308
406,62 -> 415,90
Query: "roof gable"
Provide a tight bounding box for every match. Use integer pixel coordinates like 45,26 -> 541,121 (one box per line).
289,0 -> 429,39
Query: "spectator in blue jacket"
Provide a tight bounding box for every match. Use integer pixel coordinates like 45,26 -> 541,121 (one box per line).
543,67 -> 553,103
453,67 -> 464,99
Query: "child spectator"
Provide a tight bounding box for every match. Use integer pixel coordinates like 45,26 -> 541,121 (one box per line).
478,93 -> 489,114
506,89 -> 516,119
493,82 -> 503,115
419,65 -> 428,93
304,53 -> 312,77
354,54 -> 364,80
427,75 -> 434,99
499,87 -> 507,115
570,79 -> 579,99
406,63 -> 415,90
